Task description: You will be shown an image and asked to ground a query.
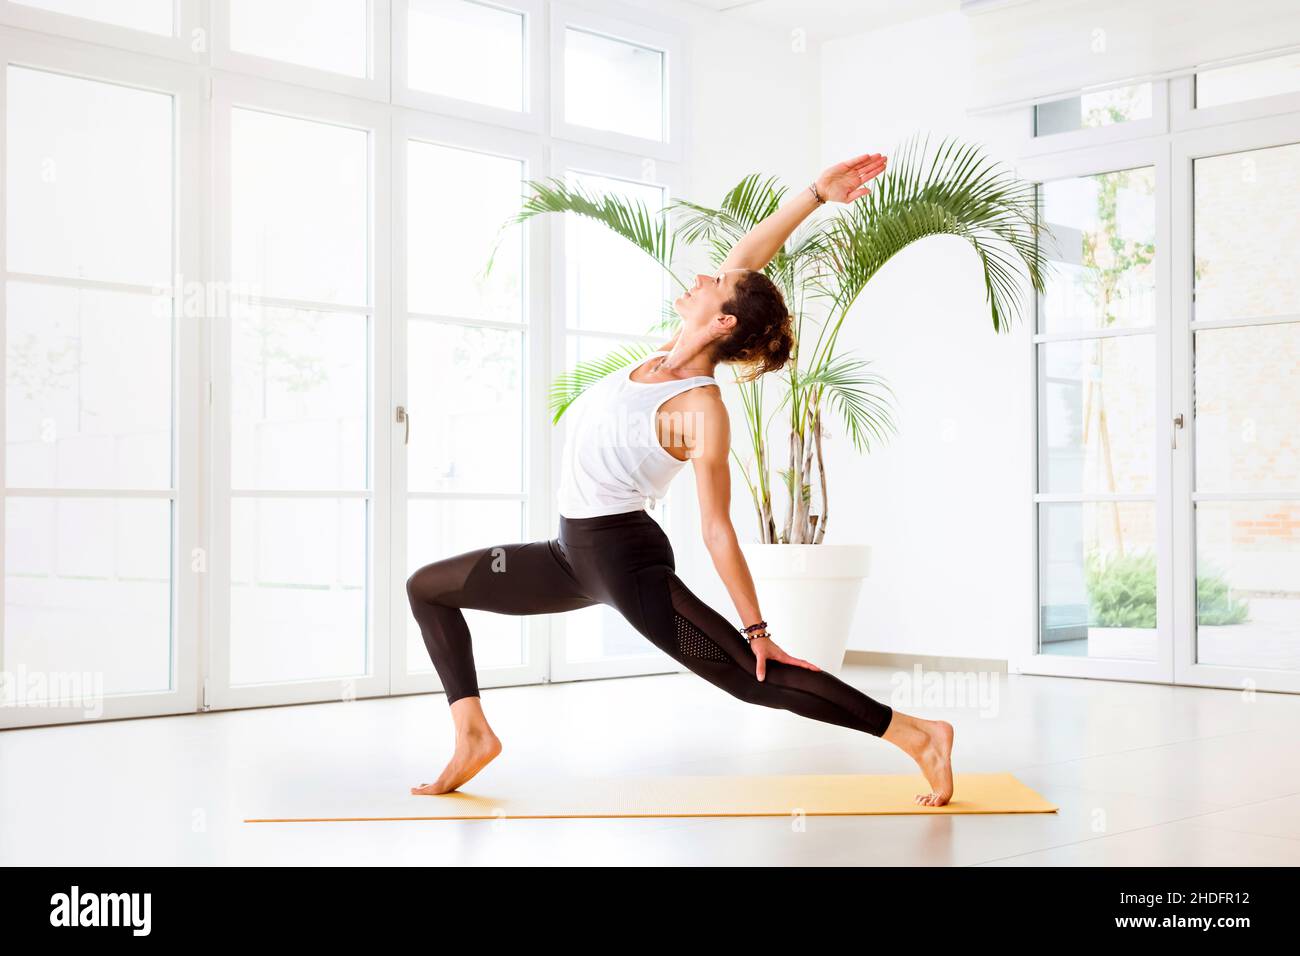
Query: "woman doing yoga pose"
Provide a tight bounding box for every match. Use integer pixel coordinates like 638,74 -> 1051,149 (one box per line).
407,151 -> 955,805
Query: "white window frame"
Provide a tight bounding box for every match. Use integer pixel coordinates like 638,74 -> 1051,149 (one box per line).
207,73 -> 393,711
1017,72 -> 1300,695
0,1 -> 692,727
1171,68 -> 1300,132
1015,137 -> 1174,686
1017,79 -> 1171,159
549,1 -> 687,163
0,0 -> 204,62
0,30 -> 202,727
1170,107 -> 1300,695
211,0 -> 392,103
392,0 -> 545,133
388,107 -> 547,697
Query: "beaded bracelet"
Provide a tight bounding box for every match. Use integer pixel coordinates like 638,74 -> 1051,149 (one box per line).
740,620 -> 770,642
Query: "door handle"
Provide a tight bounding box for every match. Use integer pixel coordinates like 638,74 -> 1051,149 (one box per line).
1172,413 -> 1184,450
396,405 -> 410,445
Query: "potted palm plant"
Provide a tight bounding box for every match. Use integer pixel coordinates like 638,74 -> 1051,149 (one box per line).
502,134 -> 1047,670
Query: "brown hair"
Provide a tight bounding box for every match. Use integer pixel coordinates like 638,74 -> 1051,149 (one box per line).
709,270 -> 795,382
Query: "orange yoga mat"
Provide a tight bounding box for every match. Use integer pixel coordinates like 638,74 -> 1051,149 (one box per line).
244,772 -> 1057,822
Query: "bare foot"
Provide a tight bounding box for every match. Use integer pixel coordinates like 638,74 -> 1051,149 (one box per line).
911,720 -> 954,806
883,712 -> 954,807
411,728 -> 502,795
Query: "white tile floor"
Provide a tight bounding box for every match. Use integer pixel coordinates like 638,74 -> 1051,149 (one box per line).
2,664 -> 1299,866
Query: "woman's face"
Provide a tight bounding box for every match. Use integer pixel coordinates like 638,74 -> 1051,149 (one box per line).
673,268 -> 746,334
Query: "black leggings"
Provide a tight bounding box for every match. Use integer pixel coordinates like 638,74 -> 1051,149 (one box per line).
405,508 -> 894,737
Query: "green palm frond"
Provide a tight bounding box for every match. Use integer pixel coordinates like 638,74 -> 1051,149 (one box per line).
671,173 -> 787,254
483,136 -> 1047,542
671,174 -> 798,278
793,355 -> 898,453
496,177 -> 685,288
670,174 -> 830,303
547,342 -> 656,424
810,133 -> 1050,367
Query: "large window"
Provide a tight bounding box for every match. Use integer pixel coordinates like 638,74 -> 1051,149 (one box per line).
406,0 -> 526,111
0,1 -> 687,726
10,0 -> 174,36
553,156 -> 678,678
223,103 -> 373,693
2,38 -> 200,724
1022,68 -> 1300,694
1191,141 -> 1300,672
395,126 -> 531,690
1035,83 -> 1154,137
1036,165 -> 1158,663
1196,53 -> 1300,110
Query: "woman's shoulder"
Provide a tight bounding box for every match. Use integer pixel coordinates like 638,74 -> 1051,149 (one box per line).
659,381 -> 724,413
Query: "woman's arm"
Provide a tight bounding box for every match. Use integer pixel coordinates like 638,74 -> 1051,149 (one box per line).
719,152 -> 887,273
687,390 -> 820,680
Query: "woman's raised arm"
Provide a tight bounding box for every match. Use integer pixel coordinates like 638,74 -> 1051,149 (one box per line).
719,152 -> 887,273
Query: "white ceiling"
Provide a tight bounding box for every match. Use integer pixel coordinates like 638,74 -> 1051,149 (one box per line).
678,0 -> 960,39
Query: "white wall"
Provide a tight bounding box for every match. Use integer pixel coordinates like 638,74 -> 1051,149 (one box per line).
618,0 -> 822,199
818,10 -> 1033,662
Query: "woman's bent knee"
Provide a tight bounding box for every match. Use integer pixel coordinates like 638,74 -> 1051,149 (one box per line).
407,563 -> 452,608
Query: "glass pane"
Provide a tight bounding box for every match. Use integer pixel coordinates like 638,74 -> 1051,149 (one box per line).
405,498 -> 525,674
565,170 -> 666,336
229,0 -> 368,78
230,496 -> 367,685
11,0 -> 172,35
1035,83 -> 1152,136
407,0 -> 524,110
1197,53 -> 1300,109
564,27 -> 664,141
231,107 -> 368,307
406,140 -> 523,321
6,282 -> 170,490
1194,142 -> 1300,323
1038,167 -> 1156,334
4,497 -> 172,703
407,322 -> 522,494
1195,501 -> 1299,670
1039,336 -> 1155,495
1038,501 -> 1157,661
231,303 -> 368,491
1195,323 -> 1300,494
6,65 -> 172,287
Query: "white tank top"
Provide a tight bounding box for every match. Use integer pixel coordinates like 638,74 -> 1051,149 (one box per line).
557,351 -> 717,518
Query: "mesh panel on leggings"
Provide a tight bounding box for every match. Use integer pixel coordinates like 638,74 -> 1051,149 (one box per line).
674,612 -> 732,662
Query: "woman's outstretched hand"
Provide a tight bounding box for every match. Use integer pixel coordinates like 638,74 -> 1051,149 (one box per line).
750,636 -> 821,681
814,152 -> 888,204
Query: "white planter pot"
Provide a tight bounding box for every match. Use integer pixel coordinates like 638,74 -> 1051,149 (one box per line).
738,543 -> 871,676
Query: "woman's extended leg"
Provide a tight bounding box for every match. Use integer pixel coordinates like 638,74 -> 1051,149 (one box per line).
620,563 -> 955,805
406,538 -> 596,794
